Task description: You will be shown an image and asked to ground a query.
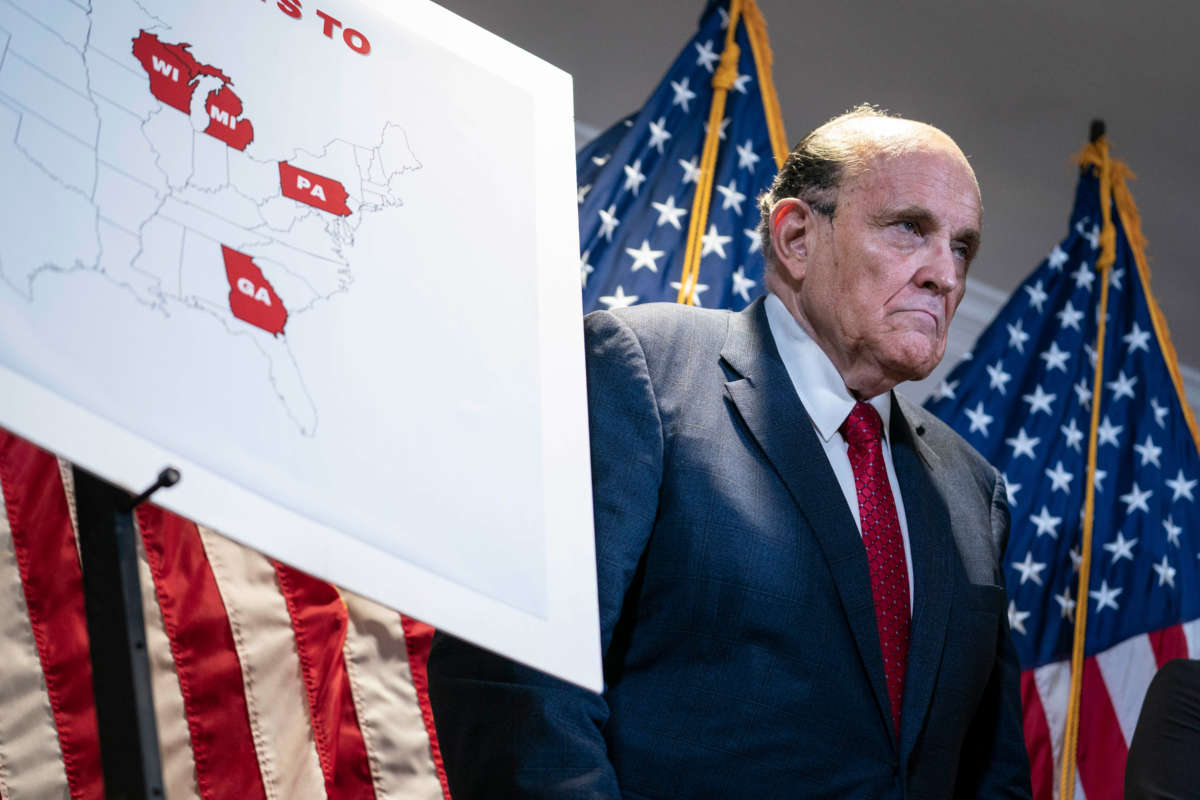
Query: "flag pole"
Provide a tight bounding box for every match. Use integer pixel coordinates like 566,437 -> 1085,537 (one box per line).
1058,121 -> 1116,800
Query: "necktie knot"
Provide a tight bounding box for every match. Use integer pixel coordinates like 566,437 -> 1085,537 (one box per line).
841,401 -> 883,449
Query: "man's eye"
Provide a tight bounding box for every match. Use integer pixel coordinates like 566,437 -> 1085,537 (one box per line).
896,220 -> 920,235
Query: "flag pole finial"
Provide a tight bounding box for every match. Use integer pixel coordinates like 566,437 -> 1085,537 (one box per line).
1089,119 -> 1106,143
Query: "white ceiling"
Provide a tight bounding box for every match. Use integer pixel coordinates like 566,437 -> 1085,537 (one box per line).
436,0 -> 1200,370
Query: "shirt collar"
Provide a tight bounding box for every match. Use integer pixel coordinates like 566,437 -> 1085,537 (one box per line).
763,293 -> 892,444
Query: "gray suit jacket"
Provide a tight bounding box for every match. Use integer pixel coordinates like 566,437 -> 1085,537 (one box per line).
428,297 -> 1032,798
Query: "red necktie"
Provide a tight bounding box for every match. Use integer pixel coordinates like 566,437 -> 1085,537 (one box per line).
841,400 -> 911,736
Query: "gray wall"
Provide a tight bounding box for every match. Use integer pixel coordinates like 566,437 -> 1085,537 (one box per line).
438,0 -> 1200,411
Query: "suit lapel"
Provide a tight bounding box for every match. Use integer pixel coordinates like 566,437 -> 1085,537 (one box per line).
720,300 -> 895,741
891,397 -> 955,761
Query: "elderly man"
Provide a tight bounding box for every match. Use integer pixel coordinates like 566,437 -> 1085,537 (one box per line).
428,107 -> 1032,798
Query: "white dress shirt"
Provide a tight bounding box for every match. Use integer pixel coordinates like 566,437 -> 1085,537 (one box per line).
763,293 -> 916,607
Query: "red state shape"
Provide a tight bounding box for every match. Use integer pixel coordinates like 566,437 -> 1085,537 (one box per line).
221,245 -> 287,335
132,30 -> 202,113
279,162 -> 352,217
203,86 -> 255,151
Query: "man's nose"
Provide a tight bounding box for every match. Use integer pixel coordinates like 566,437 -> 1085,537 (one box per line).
915,239 -> 961,295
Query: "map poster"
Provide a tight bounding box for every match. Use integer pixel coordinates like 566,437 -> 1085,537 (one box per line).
0,0 -> 600,689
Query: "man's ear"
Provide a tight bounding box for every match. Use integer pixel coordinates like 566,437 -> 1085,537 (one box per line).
768,198 -> 816,283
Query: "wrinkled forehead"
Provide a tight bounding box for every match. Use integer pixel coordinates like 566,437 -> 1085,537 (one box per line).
839,126 -> 981,222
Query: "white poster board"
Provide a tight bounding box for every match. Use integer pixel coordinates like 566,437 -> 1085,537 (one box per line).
0,0 -> 600,689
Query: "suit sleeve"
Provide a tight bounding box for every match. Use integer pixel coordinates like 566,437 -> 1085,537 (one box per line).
426,309 -> 665,799
954,471 -> 1034,799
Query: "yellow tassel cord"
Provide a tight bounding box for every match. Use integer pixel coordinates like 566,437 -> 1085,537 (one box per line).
741,0 -> 789,170
1058,136 -> 1116,800
1058,138 -> 1200,798
676,0 -> 788,305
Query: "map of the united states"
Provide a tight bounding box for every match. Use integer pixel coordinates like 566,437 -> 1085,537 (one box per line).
0,0 -> 421,435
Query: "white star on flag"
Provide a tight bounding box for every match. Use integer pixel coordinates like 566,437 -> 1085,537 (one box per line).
732,72 -> 752,94
1079,221 -> 1100,248
1133,434 -> 1163,468
1047,245 -> 1069,270
1060,418 -> 1084,452
1054,588 -> 1075,621
1089,580 -> 1122,613
1007,320 -> 1030,353
1008,601 -> 1031,635
679,156 -> 702,184
986,360 -> 1012,394
1045,461 -> 1074,493
694,40 -> 719,72
623,159 -> 647,195
1071,263 -> 1096,292
1153,555 -> 1176,588
1151,397 -> 1169,427
1119,482 -> 1153,515
1004,475 -> 1021,507
934,379 -> 959,401
744,227 -> 762,253
1109,266 -> 1125,290
1084,342 -> 1098,367
1024,281 -> 1049,312
651,195 -> 688,229
592,153 -> 611,167
598,285 -> 638,309
1012,551 -> 1047,585
578,184 -> 591,204
669,278 -> 709,306
700,224 -> 732,258
1103,531 -> 1138,563
1005,428 -> 1040,460
1164,516 -> 1182,547
1106,370 -> 1138,402
731,266 -> 756,303
1094,467 -> 1108,493
965,402 -> 994,436
716,180 -> 747,214
647,117 -> 672,154
625,240 -> 665,273
1039,341 -> 1071,372
1097,415 -> 1123,448
1057,300 -> 1085,331
670,77 -> 697,112
705,116 -> 731,140
1069,546 -> 1082,572
580,250 -> 594,287
1074,379 -> 1092,410
598,205 -> 620,241
1123,321 -> 1151,353
736,139 -> 761,172
1165,469 -> 1197,502
1029,506 -> 1062,539
1022,384 -> 1056,416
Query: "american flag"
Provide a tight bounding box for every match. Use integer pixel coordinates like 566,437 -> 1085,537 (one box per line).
0,428 -> 450,800
925,143 -> 1200,799
577,0 -> 781,314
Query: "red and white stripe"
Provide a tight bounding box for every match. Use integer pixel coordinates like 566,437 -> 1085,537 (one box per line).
1022,620 -> 1200,800
0,429 -> 451,800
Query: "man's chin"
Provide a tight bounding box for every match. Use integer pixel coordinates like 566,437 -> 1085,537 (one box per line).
880,342 -> 945,385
